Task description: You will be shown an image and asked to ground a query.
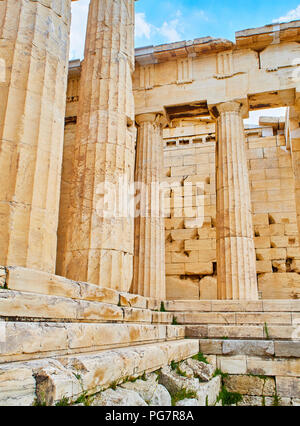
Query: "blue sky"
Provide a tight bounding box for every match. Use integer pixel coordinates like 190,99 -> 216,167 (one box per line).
70,1 -> 300,58
70,1 -> 298,122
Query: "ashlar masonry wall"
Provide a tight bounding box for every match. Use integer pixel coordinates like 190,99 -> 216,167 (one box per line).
163,120 -> 300,300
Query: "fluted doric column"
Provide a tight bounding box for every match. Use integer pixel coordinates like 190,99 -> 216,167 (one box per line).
58,0 -> 136,291
133,113 -> 166,300
216,101 -> 258,300
0,0 -> 74,272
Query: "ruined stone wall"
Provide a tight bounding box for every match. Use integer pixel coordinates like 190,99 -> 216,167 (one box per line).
163,123 -> 217,300
163,122 -> 300,300
62,67 -> 300,301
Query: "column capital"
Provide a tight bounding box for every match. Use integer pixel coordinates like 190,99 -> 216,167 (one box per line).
217,101 -> 243,114
135,113 -> 168,128
209,99 -> 249,119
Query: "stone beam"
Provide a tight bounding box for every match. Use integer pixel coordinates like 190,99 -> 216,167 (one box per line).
133,21 -> 300,116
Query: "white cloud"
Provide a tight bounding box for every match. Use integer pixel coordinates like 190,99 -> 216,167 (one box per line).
70,4 -> 193,59
159,19 -> 182,43
135,12 -> 153,39
135,10 -> 183,43
70,0 -> 89,59
273,5 -> 300,23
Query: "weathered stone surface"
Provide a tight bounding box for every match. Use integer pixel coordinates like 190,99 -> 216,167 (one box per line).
121,374 -> 171,406
0,322 -> 175,363
197,376 -> 221,406
216,102 -> 258,300
0,340 -> 199,406
199,339 -> 223,355
264,396 -> 292,406
123,307 -> 152,323
58,0 -> 136,292
274,341 -> 300,357
158,366 -> 221,406
43,340 -> 198,404
133,114 -> 166,300
224,375 -> 275,396
159,366 -> 200,395
166,326 -> 185,340
0,364 -> 36,406
5,266 -> 120,305
0,0 -> 72,274
222,340 -> 274,357
246,357 -> 300,377
119,293 -> 147,309
92,388 -> 148,406
276,376 -> 300,398
237,396 -> 261,406
218,356 -> 248,374
176,398 -> 200,406
164,301 -> 212,312
0,290 -> 123,322
0,267 -> 6,288
185,358 -> 214,382
152,312 -> 173,324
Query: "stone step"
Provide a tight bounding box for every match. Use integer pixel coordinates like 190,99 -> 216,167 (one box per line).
1,266 -> 161,310
0,339 -> 199,406
198,339 -> 300,358
185,324 -> 300,340
174,311 -> 299,325
223,375 -> 300,406
0,289 -> 162,324
0,322 -> 185,363
213,354 -> 300,379
165,300 -> 300,312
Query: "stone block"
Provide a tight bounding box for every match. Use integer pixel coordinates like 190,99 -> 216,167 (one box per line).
237,396 -> 262,406
199,339 -> 223,355
164,300 -> 212,312
123,308 -> 152,323
5,266 -> 119,305
208,325 -> 264,339
121,374 -> 171,406
34,340 -> 199,404
92,388 -> 147,406
224,375 -> 275,396
199,276 -> 217,300
152,312 -> 173,324
236,312 -> 292,325
185,325 -> 209,338
222,340 -> 274,357
247,357 -> 300,377
166,326 -> 185,340
218,356 -> 247,374
0,289 -> 126,322
0,364 -> 36,406
274,341 -> 300,357
176,312 -> 235,325
211,300 -> 263,312
276,376 -> 300,398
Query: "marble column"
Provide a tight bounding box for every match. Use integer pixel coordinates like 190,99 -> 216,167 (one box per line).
133,113 -> 166,300
215,101 -> 258,300
0,0 -> 74,273
58,0 -> 136,291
